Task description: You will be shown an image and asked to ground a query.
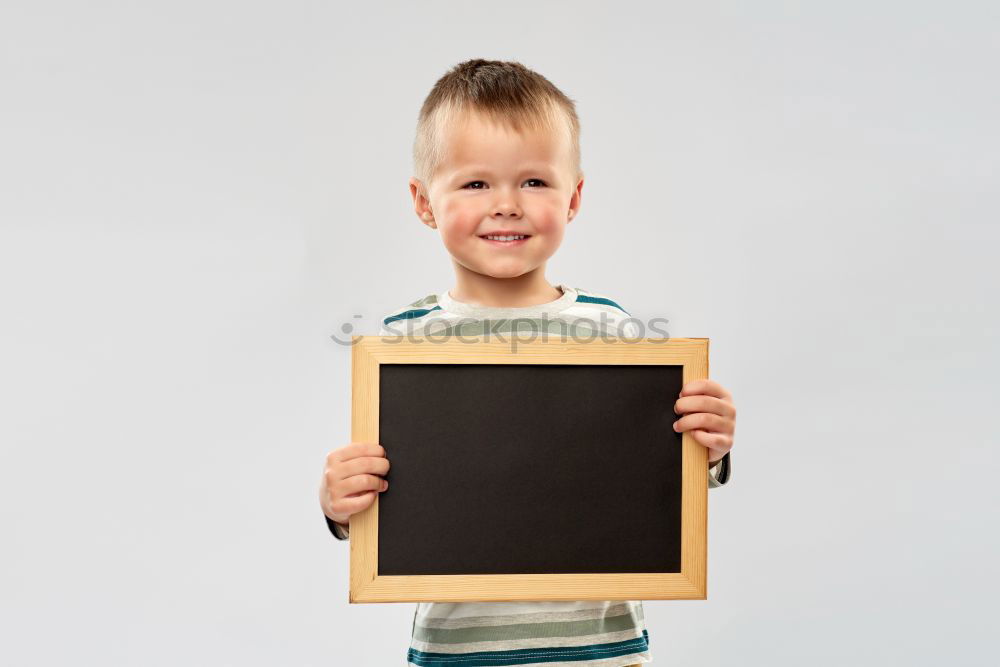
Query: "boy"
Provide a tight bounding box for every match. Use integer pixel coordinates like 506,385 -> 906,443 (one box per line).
320,59 -> 736,666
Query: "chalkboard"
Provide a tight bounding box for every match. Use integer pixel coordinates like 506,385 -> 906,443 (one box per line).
377,363 -> 683,576
348,336 -> 709,603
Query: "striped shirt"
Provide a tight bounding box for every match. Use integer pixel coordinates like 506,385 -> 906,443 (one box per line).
326,283 -> 732,666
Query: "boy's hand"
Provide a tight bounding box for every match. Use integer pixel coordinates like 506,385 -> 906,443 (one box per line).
673,379 -> 736,465
320,442 -> 390,527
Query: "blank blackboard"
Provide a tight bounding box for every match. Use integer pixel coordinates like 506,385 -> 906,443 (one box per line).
377,363 -> 683,576
348,336 -> 709,603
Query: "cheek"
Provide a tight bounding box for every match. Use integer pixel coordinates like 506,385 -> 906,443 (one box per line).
438,200 -> 481,245
525,198 -> 568,237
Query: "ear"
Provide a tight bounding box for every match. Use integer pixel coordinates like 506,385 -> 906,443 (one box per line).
566,171 -> 584,224
410,177 -> 436,229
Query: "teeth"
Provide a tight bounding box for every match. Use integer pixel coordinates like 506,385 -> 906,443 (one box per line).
485,235 -> 526,241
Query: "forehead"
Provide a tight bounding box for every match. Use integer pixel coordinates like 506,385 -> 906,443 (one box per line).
437,110 -> 571,169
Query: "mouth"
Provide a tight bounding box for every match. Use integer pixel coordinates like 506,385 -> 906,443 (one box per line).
478,233 -> 531,247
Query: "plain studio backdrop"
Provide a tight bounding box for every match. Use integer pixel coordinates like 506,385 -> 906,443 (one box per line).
1,1 -> 996,665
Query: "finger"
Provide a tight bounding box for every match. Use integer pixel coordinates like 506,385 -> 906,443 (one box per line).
688,429 -> 733,460
330,491 -> 378,517
340,473 -> 389,496
340,455 -> 391,480
679,379 -> 732,402
342,442 -> 386,460
673,412 -> 732,434
674,395 -> 736,419
327,442 -> 386,465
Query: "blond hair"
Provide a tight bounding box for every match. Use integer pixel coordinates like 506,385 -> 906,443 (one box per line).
413,59 -> 581,189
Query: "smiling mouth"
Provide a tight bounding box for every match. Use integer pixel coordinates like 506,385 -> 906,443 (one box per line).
479,234 -> 531,246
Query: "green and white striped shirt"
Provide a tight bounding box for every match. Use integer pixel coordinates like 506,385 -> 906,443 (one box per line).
327,283 -> 732,666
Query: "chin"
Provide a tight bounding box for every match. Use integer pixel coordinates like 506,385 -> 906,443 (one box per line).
463,261 -> 535,280
480,267 -> 532,279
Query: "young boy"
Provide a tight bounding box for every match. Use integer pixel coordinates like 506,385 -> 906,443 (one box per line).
320,59 -> 737,666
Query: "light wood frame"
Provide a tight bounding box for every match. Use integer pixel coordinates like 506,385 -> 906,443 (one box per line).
349,335 -> 709,603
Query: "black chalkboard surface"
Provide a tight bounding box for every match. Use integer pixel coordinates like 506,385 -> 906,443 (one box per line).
377,363 -> 683,576
348,336 -> 709,603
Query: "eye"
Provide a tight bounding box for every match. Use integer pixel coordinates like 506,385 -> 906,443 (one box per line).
462,181 -> 487,190
524,178 -> 546,188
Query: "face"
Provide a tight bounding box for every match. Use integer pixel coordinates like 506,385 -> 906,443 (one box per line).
411,111 -> 583,281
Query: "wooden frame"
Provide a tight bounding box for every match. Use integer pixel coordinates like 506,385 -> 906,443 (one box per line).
349,335 -> 709,603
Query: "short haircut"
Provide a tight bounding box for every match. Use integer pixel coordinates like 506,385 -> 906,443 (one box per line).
413,59 -> 581,190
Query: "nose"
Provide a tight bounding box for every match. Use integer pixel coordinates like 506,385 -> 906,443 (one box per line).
491,191 -> 522,218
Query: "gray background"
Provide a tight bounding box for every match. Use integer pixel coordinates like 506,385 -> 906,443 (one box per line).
1,1 -> 997,665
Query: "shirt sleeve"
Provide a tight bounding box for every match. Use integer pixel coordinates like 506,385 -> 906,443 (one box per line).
325,514 -> 349,540
708,450 -> 732,488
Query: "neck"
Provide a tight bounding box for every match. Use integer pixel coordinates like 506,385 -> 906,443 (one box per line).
448,263 -> 562,308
